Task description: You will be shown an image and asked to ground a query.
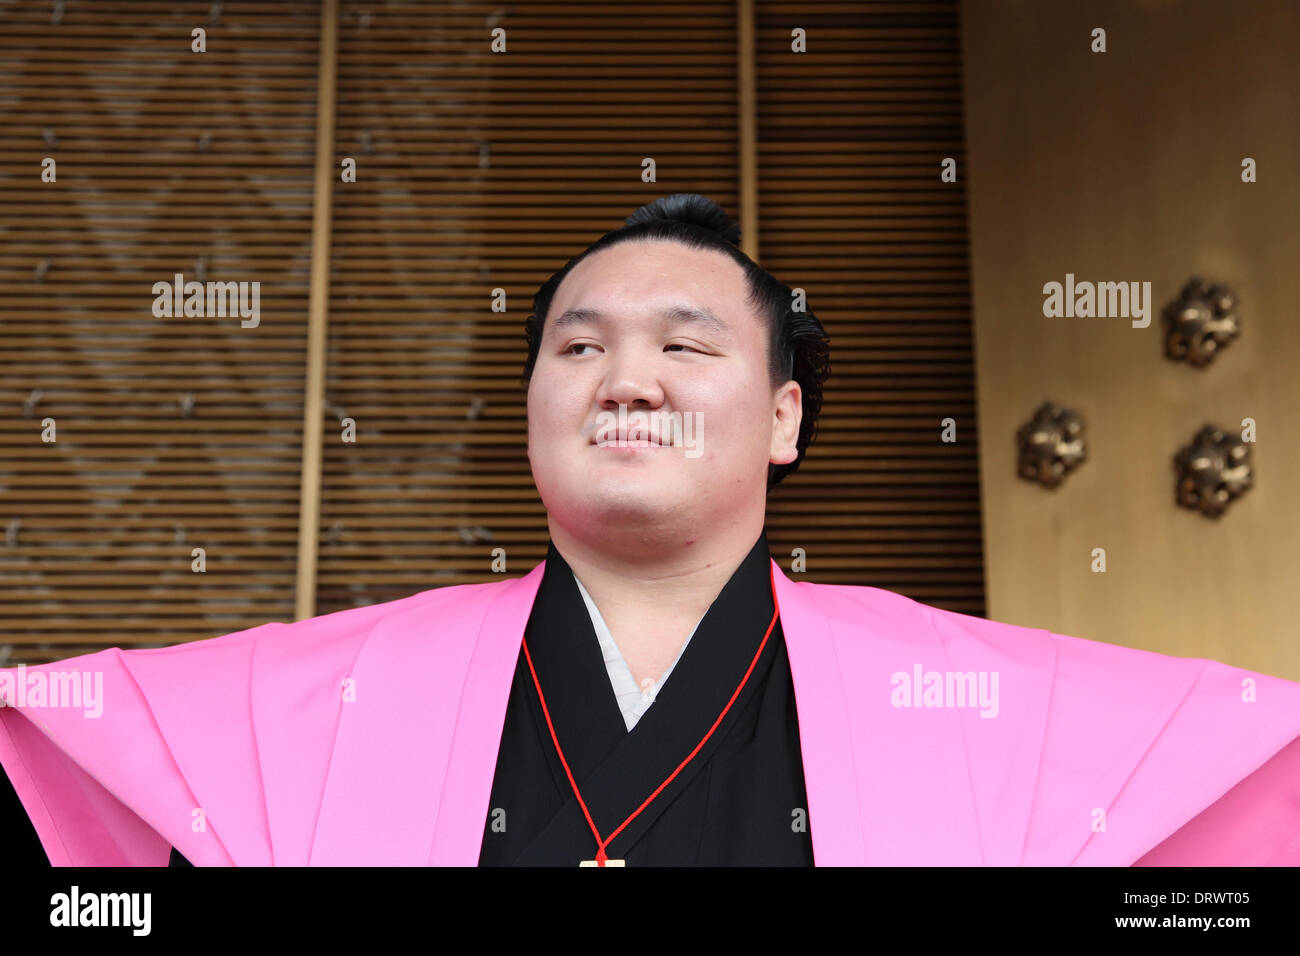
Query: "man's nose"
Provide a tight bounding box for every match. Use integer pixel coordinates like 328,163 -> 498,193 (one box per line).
596,351 -> 665,408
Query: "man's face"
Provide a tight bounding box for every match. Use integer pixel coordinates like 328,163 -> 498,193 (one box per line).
526,239 -> 801,545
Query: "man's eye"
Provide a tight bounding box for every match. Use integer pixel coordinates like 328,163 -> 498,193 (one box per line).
665,343 -> 701,353
565,343 -> 597,356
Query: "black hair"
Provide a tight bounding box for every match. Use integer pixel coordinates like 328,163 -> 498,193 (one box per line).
522,193 -> 831,491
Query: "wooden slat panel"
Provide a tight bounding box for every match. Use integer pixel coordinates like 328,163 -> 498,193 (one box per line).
755,0 -> 985,611
0,0 -> 321,663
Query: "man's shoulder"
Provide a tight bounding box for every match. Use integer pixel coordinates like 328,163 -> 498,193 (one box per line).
790,577 -> 1188,668
793,580 -> 1300,697
130,575 -> 520,663
790,577 -> 1048,644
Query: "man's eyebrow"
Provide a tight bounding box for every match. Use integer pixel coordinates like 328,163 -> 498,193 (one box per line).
550,304 -> 732,337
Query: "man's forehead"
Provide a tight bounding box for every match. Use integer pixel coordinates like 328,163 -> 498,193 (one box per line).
550,303 -> 735,339
547,240 -> 752,332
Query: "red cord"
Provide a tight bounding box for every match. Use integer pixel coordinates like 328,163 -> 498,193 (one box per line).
521,561 -> 782,866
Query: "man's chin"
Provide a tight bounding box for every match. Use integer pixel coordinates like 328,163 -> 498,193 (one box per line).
560,485 -> 690,525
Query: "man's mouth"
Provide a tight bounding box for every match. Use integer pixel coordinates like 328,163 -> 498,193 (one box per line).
592,426 -> 667,447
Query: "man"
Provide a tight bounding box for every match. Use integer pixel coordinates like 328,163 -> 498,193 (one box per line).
2,194 -> 1299,866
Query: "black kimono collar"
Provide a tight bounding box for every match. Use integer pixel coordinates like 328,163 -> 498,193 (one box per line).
515,530 -> 780,861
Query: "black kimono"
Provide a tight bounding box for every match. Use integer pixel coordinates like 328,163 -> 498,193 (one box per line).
478,533 -> 814,866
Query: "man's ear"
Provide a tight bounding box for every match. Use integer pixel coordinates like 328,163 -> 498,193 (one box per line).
770,380 -> 802,466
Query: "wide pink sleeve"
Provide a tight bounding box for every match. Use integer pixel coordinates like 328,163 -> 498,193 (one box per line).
1030,629 -> 1300,866
794,580 -> 1300,866
0,581 -> 509,867
1134,732 -> 1300,865
0,695 -> 171,865
0,626 -> 276,866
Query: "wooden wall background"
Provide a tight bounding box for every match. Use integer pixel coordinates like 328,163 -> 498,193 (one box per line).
961,0 -> 1300,680
0,1 -> 321,665
0,0 -> 984,665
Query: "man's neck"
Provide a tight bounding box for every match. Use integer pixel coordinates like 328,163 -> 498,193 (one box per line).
549,520 -> 765,689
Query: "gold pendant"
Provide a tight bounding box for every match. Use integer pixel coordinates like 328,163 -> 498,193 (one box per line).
579,858 -> 625,867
